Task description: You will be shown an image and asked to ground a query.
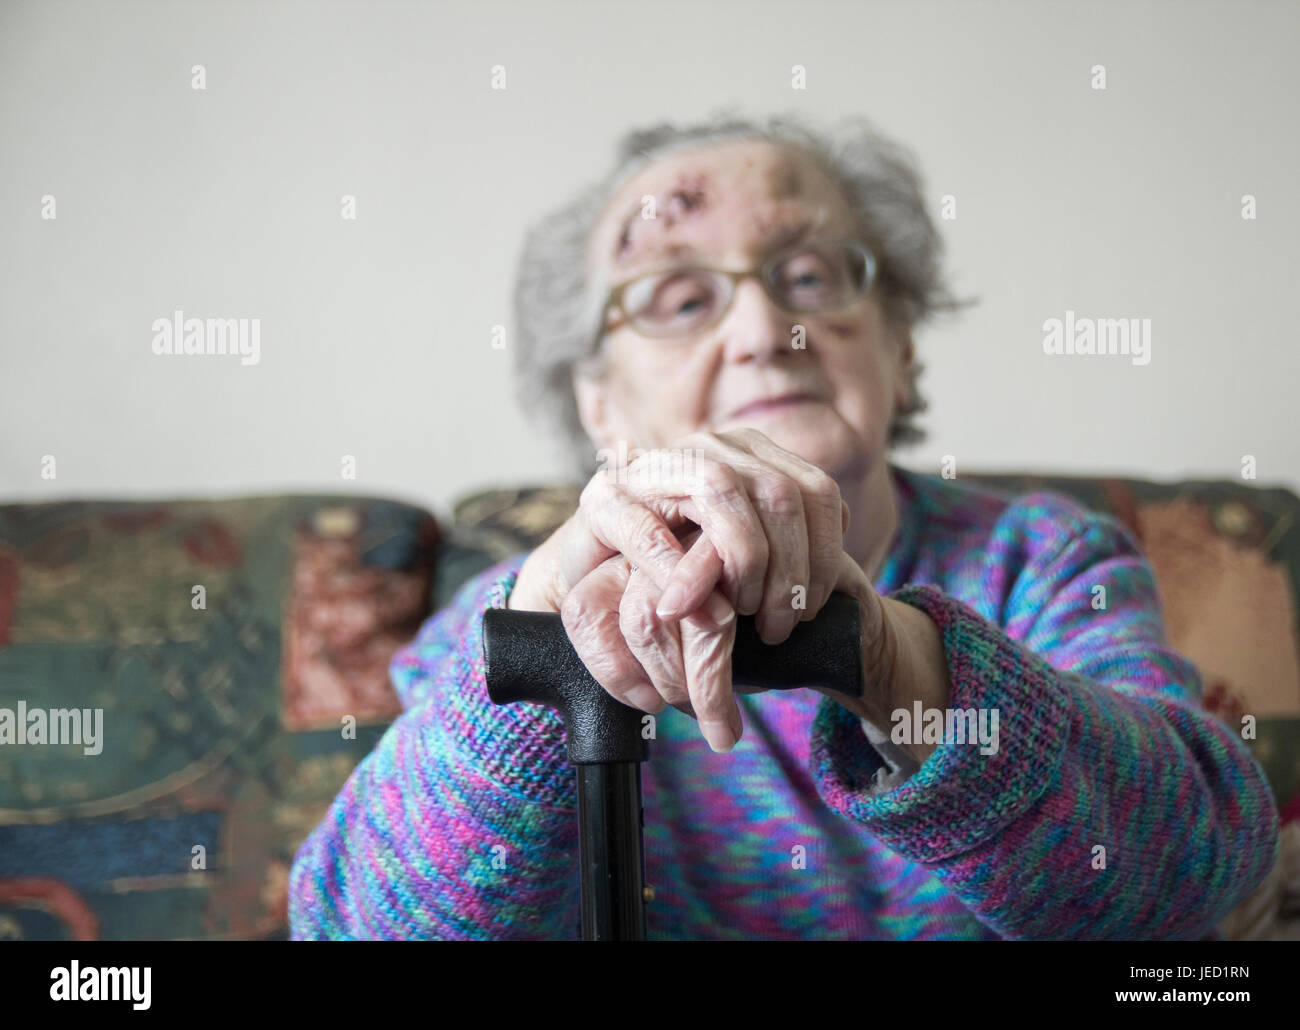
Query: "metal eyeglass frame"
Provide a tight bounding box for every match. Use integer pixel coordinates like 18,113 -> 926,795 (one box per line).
593,238 -> 879,345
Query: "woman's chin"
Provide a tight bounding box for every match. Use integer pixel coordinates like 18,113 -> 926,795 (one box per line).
722,407 -> 864,476
780,435 -> 862,477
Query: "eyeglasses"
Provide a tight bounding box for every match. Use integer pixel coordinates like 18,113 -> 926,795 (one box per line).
595,238 -> 878,344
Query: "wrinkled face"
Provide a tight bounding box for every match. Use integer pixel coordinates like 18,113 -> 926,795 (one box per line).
577,139 -> 913,484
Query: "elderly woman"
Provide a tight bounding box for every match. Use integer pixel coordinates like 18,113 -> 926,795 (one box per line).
289,114 -> 1278,940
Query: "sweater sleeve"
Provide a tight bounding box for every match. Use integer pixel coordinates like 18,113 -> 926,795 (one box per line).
288,552 -> 581,940
809,496 -> 1281,940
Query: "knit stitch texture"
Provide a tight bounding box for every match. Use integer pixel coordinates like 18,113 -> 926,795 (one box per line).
288,464 -> 1280,939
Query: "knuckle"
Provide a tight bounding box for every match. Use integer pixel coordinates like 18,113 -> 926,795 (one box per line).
579,470 -> 614,507
694,460 -> 741,501
559,587 -> 595,627
754,477 -> 804,519
711,479 -> 752,522
660,686 -> 690,708
717,426 -> 762,448
809,472 -> 842,511
688,677 -> 730,717
633,513 -> 681,568
623,449 -> 657,488
619,599 -> 659,650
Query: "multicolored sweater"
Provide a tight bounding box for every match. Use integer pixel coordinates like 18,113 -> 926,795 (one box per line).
288,464 -> 1280,939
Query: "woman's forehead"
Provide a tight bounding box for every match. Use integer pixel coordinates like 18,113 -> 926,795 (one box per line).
589,142 -> 849,278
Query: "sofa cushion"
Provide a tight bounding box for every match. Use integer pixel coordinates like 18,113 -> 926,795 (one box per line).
0,496 -> 440,940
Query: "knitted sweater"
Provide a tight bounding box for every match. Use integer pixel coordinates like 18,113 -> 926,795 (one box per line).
288,464 -> 1280,939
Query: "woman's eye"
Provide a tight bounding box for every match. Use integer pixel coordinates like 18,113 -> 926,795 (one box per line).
652,278 -> 712,321
780,257 -> 834,294
783,270 -> 830,295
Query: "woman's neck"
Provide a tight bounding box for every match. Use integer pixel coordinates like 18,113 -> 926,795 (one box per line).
839,458 -> 899,584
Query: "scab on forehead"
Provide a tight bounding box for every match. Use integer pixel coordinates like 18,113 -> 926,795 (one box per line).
661,173 -> 710,228
613,172 -> 713,260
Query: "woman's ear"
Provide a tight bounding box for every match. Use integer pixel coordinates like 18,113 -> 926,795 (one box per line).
573,366 -> 612,453
891,328 -> 916,412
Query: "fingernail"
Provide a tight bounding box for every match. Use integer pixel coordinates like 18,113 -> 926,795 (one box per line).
656,582 -> 686,619
700,719 -> 736,753
705,592 -> 734,627
730,697 -> 744,742
625,685 -> 664,713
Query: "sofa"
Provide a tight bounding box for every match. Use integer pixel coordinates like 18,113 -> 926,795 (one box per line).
1,469 -> 1297,940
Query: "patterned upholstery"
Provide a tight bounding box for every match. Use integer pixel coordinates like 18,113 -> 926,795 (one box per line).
0,496 -> 439,940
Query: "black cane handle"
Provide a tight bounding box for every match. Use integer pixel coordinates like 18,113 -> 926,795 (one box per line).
484,591 -> 864,765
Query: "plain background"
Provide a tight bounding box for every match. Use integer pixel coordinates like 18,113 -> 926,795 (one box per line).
2,0 -> 1296,525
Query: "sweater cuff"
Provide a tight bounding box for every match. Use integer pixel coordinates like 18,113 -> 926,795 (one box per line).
436,554 -> 576,809
810,584 -> 1073,863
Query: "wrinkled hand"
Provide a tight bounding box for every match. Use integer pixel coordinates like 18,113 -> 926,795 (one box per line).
510,429 -> 898,752
559,528 -> 739,750
560,532 -> 893,752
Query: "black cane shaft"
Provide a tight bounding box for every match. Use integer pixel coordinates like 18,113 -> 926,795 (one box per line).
576,763 -> 647,941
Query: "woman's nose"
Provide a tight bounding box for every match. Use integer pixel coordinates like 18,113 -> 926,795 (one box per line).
718,277 -> 799,364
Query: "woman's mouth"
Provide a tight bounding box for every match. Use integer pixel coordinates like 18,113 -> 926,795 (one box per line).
726,392 -> 822,421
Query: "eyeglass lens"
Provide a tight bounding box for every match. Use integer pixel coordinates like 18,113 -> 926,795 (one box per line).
622,241 -> 871,337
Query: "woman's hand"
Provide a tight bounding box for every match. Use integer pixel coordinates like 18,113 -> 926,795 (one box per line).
508,428 -> 903,751
558,536 -> 742,751
513,428 -> 846,629
564,536 -> 898,753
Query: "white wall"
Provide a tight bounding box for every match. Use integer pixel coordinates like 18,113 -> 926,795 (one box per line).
2,0 -> 1296,527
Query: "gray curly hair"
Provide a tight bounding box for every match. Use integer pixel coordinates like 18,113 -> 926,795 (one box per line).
511,110 -> 976,480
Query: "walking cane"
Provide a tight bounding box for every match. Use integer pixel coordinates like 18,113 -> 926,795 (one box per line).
484,591 -> 863,941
